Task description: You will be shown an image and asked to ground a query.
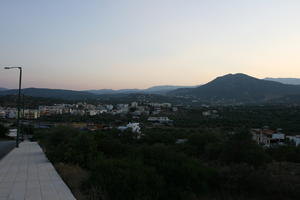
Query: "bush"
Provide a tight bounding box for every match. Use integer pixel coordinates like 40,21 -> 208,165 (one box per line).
140,144 -> 218,199
219,130 -> 270,167
267,145 -> 300,163
40,127 -> 98,168
89,159 -> 164,200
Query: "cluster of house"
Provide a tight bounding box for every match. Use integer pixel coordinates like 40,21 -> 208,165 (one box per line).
0,102 -> 178,119
251,127 -> 300,147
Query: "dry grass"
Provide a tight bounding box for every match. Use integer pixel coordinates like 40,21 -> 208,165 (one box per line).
55,163 -> 90,200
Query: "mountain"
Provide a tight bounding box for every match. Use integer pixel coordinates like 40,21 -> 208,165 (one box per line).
86,85 -> 195,95
264,78 -> 300,85
169,73 -> 300,103
0,88 -> 8,91
4,74 -> 300,104
0,88 -> 98,100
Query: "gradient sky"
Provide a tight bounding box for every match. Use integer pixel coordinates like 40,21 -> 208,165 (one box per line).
1,0 -> 300,90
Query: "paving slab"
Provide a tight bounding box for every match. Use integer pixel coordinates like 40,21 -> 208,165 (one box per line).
0,141 -> 76,200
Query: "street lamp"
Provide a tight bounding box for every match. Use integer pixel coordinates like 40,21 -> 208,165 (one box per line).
4,66 -> 22,147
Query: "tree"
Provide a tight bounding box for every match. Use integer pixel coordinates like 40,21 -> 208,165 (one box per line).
220,130 -> 270,167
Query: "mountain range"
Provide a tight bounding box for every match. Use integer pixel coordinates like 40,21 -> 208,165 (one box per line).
264,78 -> 300,85
2,74 -> 300,104
86,85 -> 196,95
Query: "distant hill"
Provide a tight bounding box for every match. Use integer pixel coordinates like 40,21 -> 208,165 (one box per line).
144,85 -> 196,94
169,73 -> 300,103
86,89 -> 142,95
264,78 -> 300,85
0,95 -> 74,108
86,85 -> 196,95
0,86 -> 196,101
4,74 -> 300,104
0,88 -> 97,100
0,88 -> 8,91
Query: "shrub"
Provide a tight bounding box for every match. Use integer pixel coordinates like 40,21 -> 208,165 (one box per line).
0,124 -> 8,138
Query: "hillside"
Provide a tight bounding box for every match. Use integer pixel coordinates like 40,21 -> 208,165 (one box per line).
0,88 -> 98,100
169,73 -> 300,103
0,95 -> 74,108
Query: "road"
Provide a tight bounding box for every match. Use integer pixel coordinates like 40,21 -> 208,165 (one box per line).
0,140 -> 15,160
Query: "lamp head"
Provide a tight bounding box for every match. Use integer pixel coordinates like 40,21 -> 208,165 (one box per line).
4,66 -> 21,70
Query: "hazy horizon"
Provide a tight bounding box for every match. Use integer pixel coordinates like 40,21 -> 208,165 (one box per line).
1,0 -> 300,90
3,73 -> 300,91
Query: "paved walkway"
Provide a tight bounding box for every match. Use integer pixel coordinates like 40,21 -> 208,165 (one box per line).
0,141 -> 76,200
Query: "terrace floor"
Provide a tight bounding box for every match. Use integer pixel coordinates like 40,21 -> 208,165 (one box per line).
0,141 -> 75,200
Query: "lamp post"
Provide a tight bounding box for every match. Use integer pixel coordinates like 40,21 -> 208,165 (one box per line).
22,94 -> 25,141
4,67 -> 22,147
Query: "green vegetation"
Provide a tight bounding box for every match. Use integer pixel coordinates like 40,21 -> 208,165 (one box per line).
173,106 -> 300,134
34,125 -> 300,200
0,124 -> 8,138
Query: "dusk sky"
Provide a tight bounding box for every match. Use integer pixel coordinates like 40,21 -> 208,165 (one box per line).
1,0 -> 300,90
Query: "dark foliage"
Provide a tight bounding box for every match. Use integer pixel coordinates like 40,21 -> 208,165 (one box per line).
34,124 -> 300,200
0,124 -> 8,138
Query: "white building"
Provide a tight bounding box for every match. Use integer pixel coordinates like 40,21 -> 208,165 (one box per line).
106,105 -> 114,111
251,128 -> 285,147
118,123 -> 142,139
126,123 -> 141,133
23,109 -> 40,119
8,129 -> 17,137
89,110 -> 98,116
202,111 -> 211,116
8,109 -> 17,119
148,117 -> 173,124
0,110 -> 6,118
114,104 -> 130,114
131,102 -> 138,108
161,103 -> 172,108
286,135 -> 300,146
39,106 -> 63,116
176,139 -> 188,144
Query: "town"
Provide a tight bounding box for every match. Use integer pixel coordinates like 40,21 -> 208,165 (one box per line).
1,1 -> 300,199
2,102 -> 300,148
0,102 -> 177,119
0,101 -> 176,137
